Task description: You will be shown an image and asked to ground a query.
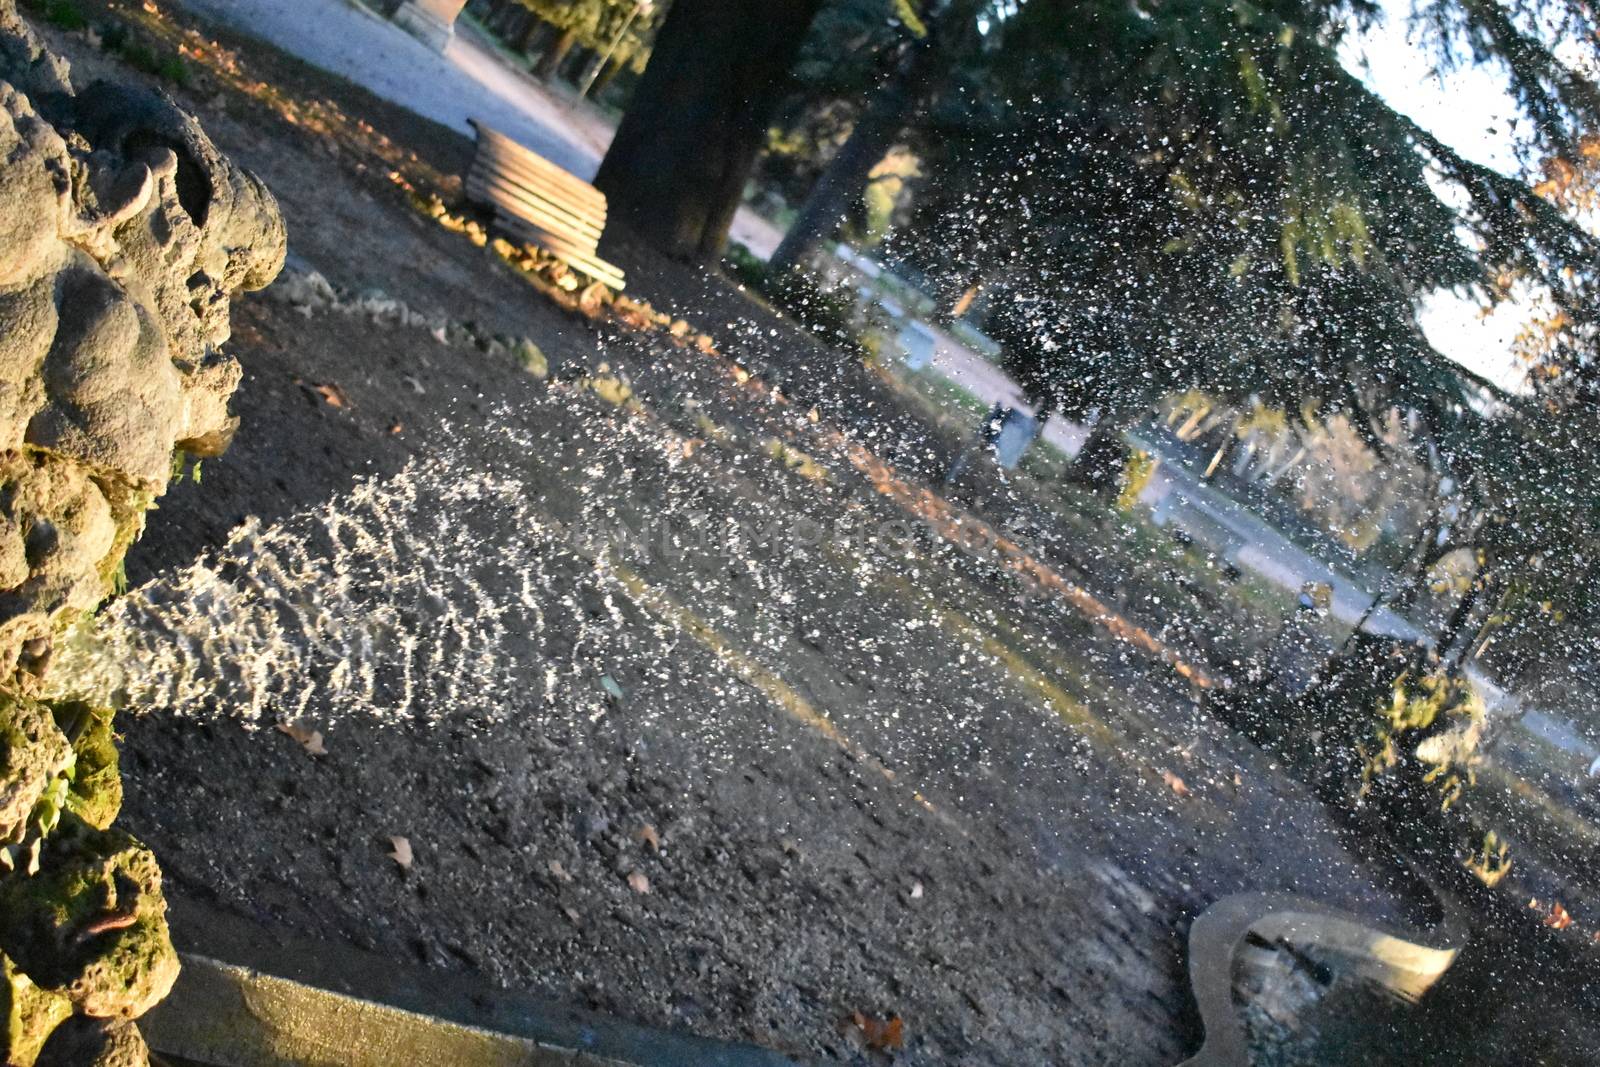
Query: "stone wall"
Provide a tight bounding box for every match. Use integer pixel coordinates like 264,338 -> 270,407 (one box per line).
0,2 -> 284,1061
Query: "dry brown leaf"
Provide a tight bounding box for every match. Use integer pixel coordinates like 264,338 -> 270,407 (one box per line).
626,870 -> 651,894
636,824 -> 661,852
578,282 -> 611,318
1162,770 -> 1190,798
387,836 -> 413,869
275,722 -> 327,757
548,859 -> 572,883
848,1012 -> 905,1052
313,382 -> 348,409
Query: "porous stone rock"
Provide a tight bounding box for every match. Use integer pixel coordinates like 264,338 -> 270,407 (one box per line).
0,952 -> 73,1066
0,0 -> 286,1057
0,1 -> 284,676
0,821 -> 179,1020
34,1013 -> 150,1067
54,701 -> 120,831
0,691 -> 70,847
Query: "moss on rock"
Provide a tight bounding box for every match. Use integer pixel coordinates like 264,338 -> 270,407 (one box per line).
50,701 -> 119,831
1,952 -> 72,1066
0,691 -> 71,852
0,818 -> 178,1019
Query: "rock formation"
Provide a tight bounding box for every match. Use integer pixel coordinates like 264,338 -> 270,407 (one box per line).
0,1 -> 285,1060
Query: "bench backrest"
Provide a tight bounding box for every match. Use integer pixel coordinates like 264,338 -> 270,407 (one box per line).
465,120 -> 624,290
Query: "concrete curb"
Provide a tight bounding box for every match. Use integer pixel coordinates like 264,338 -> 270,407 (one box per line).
143,896 -> 799,1067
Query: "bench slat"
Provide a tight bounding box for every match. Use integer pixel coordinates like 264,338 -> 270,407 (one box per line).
467,157 -> 604,223
469,121 -> 607,210
467,119 -> 624,291
466,170 -> 604,248
494,210 -> 626,290
470,151 -> 609,220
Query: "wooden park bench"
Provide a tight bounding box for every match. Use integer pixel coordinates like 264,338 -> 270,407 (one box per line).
464,119 -> 626,291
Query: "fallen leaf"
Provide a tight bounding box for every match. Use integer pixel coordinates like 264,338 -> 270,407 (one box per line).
563,906 -> 581,924
848,1012 -> 905,1052
636,824 -> 661,852
578,282 -> 611,318
388,836 -> 413,869
275,722 -> 327,757
312,382 -> 348,408
626,870 -> 651,894
548,859 -> 572,882
1162,770 -> 1191,798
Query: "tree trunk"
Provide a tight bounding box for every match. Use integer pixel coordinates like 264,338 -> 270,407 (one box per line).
767,34 -> 943,275
1069,414 -> 1133,495
589,58 -> 622,97
515,18 -> 556,56
593,0 -> 825,262
512,15 -> 549,56
534,28 -> 577,79
482,0 -> 515,29
1436,568 -> 1487,661
560,46 -> 594,84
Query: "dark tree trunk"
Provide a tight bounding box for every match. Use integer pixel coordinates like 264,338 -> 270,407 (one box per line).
1438,563 -> 1504,667
534,28 -> 578,79
482,0 -> 515,29
1069,414 -> 1132,495
560,46 -> 595,84
768,33 -> 945,275
521,18 -> 560,56
513,15 -> 548,56
589,58 -> 622,97
495,3 -> 527,36
594,0 -> 826,262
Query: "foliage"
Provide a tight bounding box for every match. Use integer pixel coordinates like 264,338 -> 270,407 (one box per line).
1359,668 -> 1485,811
757,0 -> 952,207
722,243 -> 879,355
1115,449 -> 1157,513
21,0 -> 83,30
789,0 -> 1598,468
97,19 -> 190,86
510,0 -> 664,72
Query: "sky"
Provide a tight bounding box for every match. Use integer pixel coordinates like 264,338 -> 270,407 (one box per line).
1340,0 -> 1560,393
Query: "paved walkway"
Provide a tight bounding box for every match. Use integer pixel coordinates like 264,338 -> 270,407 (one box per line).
180,0 -> 598,173
173,0 -> 788,256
